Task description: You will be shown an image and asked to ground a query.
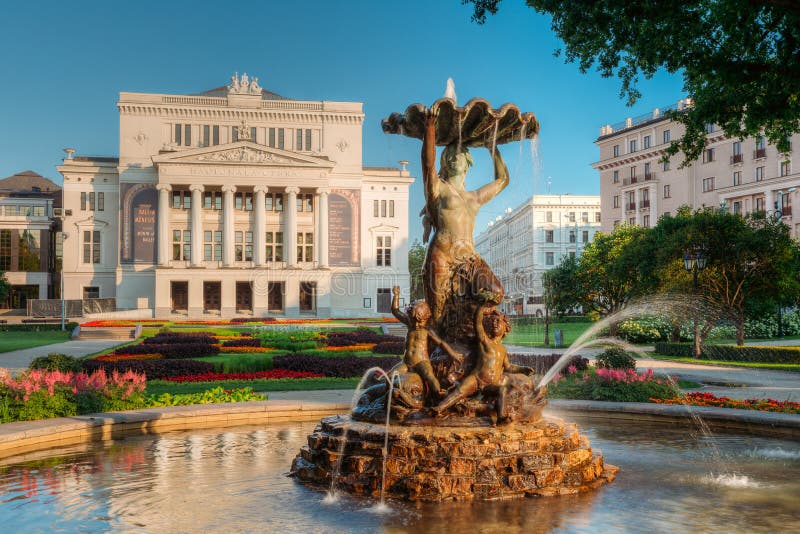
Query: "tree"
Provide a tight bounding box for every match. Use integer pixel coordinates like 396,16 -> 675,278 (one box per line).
464,0 -> 800,163
575,224 -> 649,332
408,240 -> 426,301
542,254 -> 581,345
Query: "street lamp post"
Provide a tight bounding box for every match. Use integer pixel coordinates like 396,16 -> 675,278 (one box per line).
60,231 -> 68,331
683,249 -> 707,358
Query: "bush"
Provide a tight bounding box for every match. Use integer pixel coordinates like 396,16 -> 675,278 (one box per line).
115,342 -> 218,359
324,329 -> 401,347
29,353 -> 81,373
258,329 -> 321,345
653,342 -> 695,358
221,338 -> 262,348
371,341 -> 404,355
148,386 -> 264,405
81,358 -> 215,380
547,368 -> 681,402
595,347 -> 637,371
615,316 -> 672,343
701,345 -> 800,364
144,333 -> 216,345
265,340 -> 319,352
508,353 -> 589,375
272,353 -> 400,378
0,322 -> 78,332
215,354 -> 275,373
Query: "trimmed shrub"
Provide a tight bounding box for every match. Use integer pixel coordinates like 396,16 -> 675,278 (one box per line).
595,347 -> 637,371
324,330 -> 401,347
28,353 -> 82,373
221,338 -> 262,348
0,322 -> 78,332
371,341 -> 404,355
81,358 -> 215,380
653,342 -> 695,358
144,333 -> 216,345
615,316 -> 672,343
547,368 -> 681,402
272,353 -> 400,378
508,354 -> 589,375
701,345 -> 800,364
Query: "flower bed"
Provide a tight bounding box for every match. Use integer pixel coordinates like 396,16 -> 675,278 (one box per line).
116,342 -> 218,359
144,333 -> 216,345
218,346 -> 273,354
547,368 -> 681,402
509,353 -> 589,375
164,369 -> 324,383
322,343 -> 376,352
82,359 -> 215,380
220,338 -> 262,348
96,353 -> 163,362
324,330 -> 402,347
371,341 -> 404,355
272,353 -> 400,378
651,392 -> 800,414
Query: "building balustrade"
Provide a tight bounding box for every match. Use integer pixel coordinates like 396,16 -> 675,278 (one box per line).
626,203 -> 636,211
754,148 -> 767,159
644,173 -> 655,181
731,154 -> 743,164
640,199 -> 651,209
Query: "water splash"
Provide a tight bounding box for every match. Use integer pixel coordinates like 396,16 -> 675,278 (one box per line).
529,133 -> 541,197
327,366 -> 393,501
701,473 -> 762,488
746,447 -> 800,460
444,77 -> 457,104
380,370 -> 400,507
511,123 -> 527,183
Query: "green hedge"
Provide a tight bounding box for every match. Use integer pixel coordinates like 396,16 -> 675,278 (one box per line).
653,342 -> 695,358
0,322 -> 78,332
510,316 -> 592,326
702,345 -> 800,364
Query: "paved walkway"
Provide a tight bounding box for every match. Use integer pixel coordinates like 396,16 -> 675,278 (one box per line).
0,340 -> 122,374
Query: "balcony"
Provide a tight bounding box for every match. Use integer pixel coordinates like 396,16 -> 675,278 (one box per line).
623,177 -> 638,186
626,203 -> 637,211
730,154 -> 743,164
644,172 -> 656,181
640,199 -> 651,209
754,148 -> 767,159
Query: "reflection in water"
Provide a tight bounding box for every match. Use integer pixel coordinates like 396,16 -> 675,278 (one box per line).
0,416 -> 798,533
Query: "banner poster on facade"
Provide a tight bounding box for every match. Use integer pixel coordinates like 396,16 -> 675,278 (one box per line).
120,183 -> 157,264
328,189 -> 360,266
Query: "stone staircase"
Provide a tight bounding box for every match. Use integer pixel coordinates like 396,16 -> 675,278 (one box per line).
382,323 -> 408,338
77,326 -> 139,341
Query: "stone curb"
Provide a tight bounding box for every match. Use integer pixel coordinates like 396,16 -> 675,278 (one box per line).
0,398 -> 797,464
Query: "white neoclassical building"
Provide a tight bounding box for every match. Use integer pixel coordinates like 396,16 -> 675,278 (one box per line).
57,74 -> 413,318
475,194 -> 601,316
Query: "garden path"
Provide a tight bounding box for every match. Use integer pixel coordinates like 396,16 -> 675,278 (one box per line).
0,340 -> 121,375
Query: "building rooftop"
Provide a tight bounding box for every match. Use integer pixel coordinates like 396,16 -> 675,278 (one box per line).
195,85 -> 290,101
0,171 -> 60,195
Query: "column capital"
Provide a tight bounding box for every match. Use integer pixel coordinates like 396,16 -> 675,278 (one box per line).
315,187 -> 331,195
189,184 -> 205,193
156,183 -> 172,192
285,186 -> 300,195
254,185 -> 269,194
221,184 -> 237,193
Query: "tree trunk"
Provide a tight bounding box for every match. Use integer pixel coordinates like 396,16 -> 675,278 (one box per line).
693,322 -> 701,358
670,320 -> 681,342
609,321 -> 618,337
544,309 -> 550,346
736,313 -> 745,346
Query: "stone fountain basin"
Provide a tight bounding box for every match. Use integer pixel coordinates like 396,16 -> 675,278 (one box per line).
381,97 -> 540,147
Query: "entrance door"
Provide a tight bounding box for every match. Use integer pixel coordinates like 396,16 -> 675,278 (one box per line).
267,282 -> 284,313
203,281 -> 221,311
299,282 -> 316,314
171,281 -> 188,312
236,281 -> 252,312
377,288 -> 391,313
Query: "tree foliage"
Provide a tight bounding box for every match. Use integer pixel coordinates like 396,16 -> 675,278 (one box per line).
542,254 -> 581,316
0,272 -> 9,305
463,0 -> 800,163
408,240 -> 426,300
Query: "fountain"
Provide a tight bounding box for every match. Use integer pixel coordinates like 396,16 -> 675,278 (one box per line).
291,90 -> 618,501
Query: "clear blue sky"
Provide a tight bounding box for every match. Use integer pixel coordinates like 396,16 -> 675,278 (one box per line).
0,0 -> 684,242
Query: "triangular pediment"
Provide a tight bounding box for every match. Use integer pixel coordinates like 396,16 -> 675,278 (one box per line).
152,141 -> 334,168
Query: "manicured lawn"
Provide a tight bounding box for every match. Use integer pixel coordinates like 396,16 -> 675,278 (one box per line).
146,376 -> 360,396
0,331 -> 72,353
650,353 -> 800,372
505,321 -> 594,348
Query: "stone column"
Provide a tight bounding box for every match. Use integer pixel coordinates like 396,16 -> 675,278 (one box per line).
254,185 -> 268,266
649,185 -> 657,225
316,187 -> 330,268
285,186 -> 299,268
635,190 -> 643,226
222,184 -> 237,267
189,185 -> 204,267
156,184 -> 172,266
765,189 -> 775,215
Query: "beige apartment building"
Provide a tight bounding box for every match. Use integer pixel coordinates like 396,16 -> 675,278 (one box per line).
57,73 -> 413,318
594,98 -> 799,237
475,194 -> 601,316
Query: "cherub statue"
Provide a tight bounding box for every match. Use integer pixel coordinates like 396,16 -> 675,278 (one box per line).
250,76 -> 261,94
391,286 -> 460,401
435,296 -> 537,423
240,72 -> 250,89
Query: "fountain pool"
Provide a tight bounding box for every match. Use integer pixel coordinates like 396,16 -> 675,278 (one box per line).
0,411 -> 797,532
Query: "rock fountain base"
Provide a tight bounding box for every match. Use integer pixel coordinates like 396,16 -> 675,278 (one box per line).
291,415 -> 618,502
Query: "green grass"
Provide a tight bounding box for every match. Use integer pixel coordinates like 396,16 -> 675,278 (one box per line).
504,322 -> 594,348
0,331 -> 73,353
145,377 -> 360,396
649,353 -> 800,372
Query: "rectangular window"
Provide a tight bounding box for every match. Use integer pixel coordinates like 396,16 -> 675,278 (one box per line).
82,230 -> 101,264
297,232 -> 314,263
215,193 -> 222,210
269,128 -> 275,147
643,135 -> 651,149
376,235 -> 392,267
705,123 -> 716,133
703,148 -> 715,163
213,125 -> 219,145
173,191 -> 182,209
663,158 -> 670,171
299,281 -> 316,312
643,214 -> 650,227
203,125 -> 210,147
250,127 -> 256,141
278,128 -> 285,149
235,231 -> 243,261
569,230 -> 576,243
204,231 -> 213,261
629,139 -> 637,153
373,200 -> 379,217
0,230 -> 11,271
172,230 -> 182,261
235,193 -> 243,210
733,171 -> 741,186
245,192 -> 253,211
88,192 -> 95,211
83,286 -> 100,299
780,160 -> 791,177
702,177 -> 715,192
755,136 -> 767,158
568,212 -> 576,222
733,201 -> 741,215
756,197 -> 765,212
663,130 -> 671,143
613,144 -> 620,157
97,192 -> 104,211
595,212 -> 601,222
214,231 -> 222,260
613,170 -> 619,183
545,230 -> 554,243
381,200 -> 387,217
245,231 -> 253,261
80,192 -> 87,211
644,162 -> 651,177
174,124 -> 181,146
265,231 -> 284,262
582,230 -> 589,243
296,129 -> 303,150
581,211 -> 589,223
304,194 -> 313,212
545,252 -> 554,266
629,217 -> 636,225
630,166 -> 636,179
204,192 -> 212,209
266,194 -> 274,211
389,200 -> 395,217
756,166 -> 764,182
184,124 -> 191,146
305,129 -> 312,151
545,211 -> 552,222
275,193 -> 283,212
232,126 -> 239,142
